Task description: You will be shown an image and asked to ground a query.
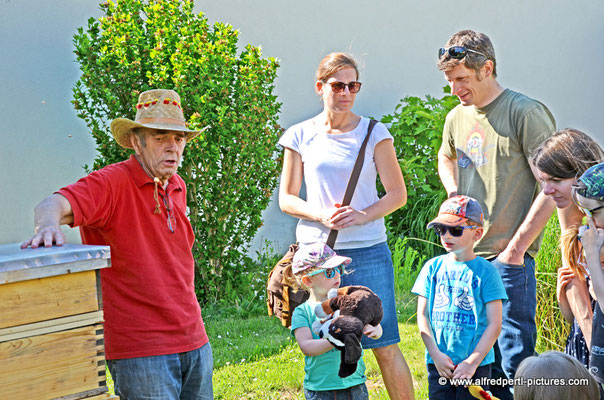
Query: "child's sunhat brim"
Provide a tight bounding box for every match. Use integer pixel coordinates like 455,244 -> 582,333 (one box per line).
319,255 -> 352,271
292,254 -> 351,274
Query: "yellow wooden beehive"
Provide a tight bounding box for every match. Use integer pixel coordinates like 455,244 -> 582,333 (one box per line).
0,243 -> 117,400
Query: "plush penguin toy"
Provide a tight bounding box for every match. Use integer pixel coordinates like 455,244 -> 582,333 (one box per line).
312,286 -> 383,378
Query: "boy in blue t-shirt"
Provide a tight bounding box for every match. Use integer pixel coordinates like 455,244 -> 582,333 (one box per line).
412,195 -> 508,400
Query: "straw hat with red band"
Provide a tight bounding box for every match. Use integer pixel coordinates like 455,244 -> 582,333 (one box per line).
427,195 -> 484,228
110,89 -> 209,149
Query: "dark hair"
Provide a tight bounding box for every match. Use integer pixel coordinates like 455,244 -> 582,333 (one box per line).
531,129 -> 604,179
437,30 -> 497,77
316,52 -> 359,82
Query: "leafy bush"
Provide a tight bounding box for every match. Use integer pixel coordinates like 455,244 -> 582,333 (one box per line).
392,237 -> 429,296
207,240 -> 283,320
72,0 -> 282,304
380,87 -> 458,262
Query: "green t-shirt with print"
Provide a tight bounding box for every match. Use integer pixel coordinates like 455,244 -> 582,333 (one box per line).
291,300 -> 366,391
441,89 -> 556,259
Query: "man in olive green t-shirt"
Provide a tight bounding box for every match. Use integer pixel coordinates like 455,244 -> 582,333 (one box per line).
435,30 -> 556,400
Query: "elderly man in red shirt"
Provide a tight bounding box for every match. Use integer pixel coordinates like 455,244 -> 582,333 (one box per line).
22,89 -> 212,400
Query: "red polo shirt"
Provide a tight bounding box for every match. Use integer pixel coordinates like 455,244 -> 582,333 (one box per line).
58,155 -> 208,359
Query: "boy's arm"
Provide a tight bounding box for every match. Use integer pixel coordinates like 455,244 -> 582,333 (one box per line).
417,295 -> 455,379
453,300 -> 502,380
294,326 -> 334,356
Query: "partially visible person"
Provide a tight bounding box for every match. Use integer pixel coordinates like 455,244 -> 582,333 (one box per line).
568,163 -> 604,394
285,243 -> 382,400
279,52 -> 413,399
531,129 -> 604,368
514,351 -> 599,400
21,89 -> 212,400
413,196 -> 507,400
436,29 -> 556,399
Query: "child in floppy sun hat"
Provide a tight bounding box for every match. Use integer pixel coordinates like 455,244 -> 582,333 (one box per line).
412,195 -> 508,400
284,242 -> 382,400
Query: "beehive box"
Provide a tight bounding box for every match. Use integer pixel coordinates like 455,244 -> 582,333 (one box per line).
0,243 -> 118,400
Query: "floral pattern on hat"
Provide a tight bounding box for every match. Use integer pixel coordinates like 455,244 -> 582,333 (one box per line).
292,243 -> 352,275
578,162 -> 604,201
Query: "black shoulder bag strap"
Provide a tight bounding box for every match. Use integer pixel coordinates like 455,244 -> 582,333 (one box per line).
325,119 -> 378,249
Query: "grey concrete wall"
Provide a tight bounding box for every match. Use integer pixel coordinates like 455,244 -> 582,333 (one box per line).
2,0 -> 603,255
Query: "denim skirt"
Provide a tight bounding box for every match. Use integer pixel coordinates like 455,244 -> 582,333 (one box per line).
336,241 -> 400,349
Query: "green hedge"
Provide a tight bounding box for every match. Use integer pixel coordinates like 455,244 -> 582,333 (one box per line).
72,0 -> 282,305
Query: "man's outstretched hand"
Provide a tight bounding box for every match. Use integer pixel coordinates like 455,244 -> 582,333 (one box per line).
21,226 -> 66,249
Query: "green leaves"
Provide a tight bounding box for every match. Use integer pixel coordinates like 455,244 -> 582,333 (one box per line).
380,87 -> 459,259
73,0 -> 282,305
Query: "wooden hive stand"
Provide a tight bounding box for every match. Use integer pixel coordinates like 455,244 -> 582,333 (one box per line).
0,243 -> 118,400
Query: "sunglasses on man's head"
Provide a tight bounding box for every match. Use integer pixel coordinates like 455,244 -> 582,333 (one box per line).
323,81 -> 362,94
306,265 -> 343,279
438,46 -> 488,60
432,224 -> 476,237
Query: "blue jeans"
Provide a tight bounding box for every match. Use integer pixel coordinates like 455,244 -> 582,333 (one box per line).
427,363 -> 492,400
337,242 -> 400,349
107,343 -> 213,400
304,383 -> 369,400
489,254 -> 537,400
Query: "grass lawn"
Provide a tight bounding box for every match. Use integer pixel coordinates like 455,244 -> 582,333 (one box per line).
106,293 -> 429,399
107,214 -> 566,400
209,320 -> 428,399
207,293 -> 429,399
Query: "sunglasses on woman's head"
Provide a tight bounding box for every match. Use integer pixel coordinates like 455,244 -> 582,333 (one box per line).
323,81 -> 362,94
432,224 -> 476,237
306,265 -> 343,279
438,46 -> 488,60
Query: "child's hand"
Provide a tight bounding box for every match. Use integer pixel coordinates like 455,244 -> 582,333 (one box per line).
582,217 -> 604,262
363,324 -> 383,339
432,351 -> 455,379
452,359 -> 478,382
